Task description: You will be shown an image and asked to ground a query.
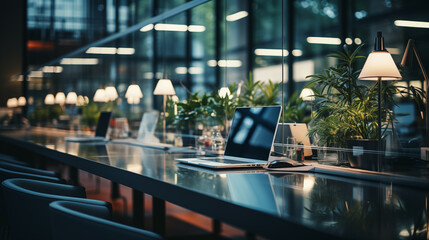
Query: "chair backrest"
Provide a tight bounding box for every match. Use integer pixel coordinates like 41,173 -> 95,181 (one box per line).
0,167 -> 63,225
0,161 -> 59,178
0,153 -> 29,166
2,178 -> 111,240
49,201 -> 162,240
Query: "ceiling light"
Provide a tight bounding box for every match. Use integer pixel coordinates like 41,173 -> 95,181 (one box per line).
188,25 -> 206,32
394,20 -> 429,29
42,66 -> 63,73
306,37 -> 341,45
255,49 -> 289,57
86,47 -> 116,54
354,38 -> 362,45
117,48 -> 135,55
60,58 -> 99,65
155,23 -> 188,32
140,24 -> 154,32
226,11 -> 248,22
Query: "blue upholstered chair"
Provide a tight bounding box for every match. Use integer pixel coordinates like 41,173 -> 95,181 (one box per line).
0,154 -> 29,167
2,178 -> 111,240
0,161 -> 59,178
49,201 -> 162,240
0,168 -> 64,240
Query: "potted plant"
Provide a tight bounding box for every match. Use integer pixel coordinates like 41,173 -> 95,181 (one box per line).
306,45 -> 425,169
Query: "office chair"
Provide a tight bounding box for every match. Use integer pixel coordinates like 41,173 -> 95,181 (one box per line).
49,201 -> 162,240
0,153 -> 29,167
0,169 -> 64,240
0,161 -> 59,178
2,178 -> 111,240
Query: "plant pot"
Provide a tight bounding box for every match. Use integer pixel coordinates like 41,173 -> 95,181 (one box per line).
346,139 -> 380,171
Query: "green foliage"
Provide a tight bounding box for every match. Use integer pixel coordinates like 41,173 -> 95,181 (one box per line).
282,92 -> 310,123
306,45 -> 425,147
29,104 -> 64,124
80,103 -> 100,129
172,73 -> 283,131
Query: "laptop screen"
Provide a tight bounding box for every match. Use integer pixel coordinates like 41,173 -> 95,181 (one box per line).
95,112 -> 112,137
224,106 -> 281,160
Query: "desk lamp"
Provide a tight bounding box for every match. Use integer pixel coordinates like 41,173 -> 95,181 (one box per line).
358,32 -> 402,153
66,92 -> 78,130
55,92 -> 66,105
93,88 -> 108,103
125,83 -> 143,104
154,79 -> 176,142
6,98 -> 18,108
44,94 -> 55,105
105,85 -> 119,101
18,97 -> 26,107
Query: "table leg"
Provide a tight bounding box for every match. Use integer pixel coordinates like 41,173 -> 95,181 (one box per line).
132,189 -> 145,228
69,166 -> 79,186
153,197 -> 166,236
212,219 -> 221,235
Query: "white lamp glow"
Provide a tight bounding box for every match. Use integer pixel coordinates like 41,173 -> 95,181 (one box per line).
7,98 -> 18,108
125,84 -> 143,99
127,97 -> 141,105
18,96 -> 26,106
93,88 -> 108,103
66,92 -> 78,105
153,79 -> 176,95
105,86 -> 119,101
218,87 -> 231,99
44,94 -> 55,105
55,92 -> 66,104
358,51 -> 402,80
154,79 -> 176,142
299,88 -> 315,101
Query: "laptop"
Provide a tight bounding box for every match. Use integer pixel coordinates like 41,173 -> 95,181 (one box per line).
112,112 -> 193,152
273,123 -> 312,157
65,111 -> 112,142
176,106 -> 282,169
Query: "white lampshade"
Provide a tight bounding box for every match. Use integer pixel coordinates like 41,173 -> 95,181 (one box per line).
55,92 -> 66,104
125,84 -> 143,99
77,95 -> 85,106
218,87 -> 232,99
299,88 -> 315,101
153,79 -> 176,95
105,86 -> 118,101
127,97 -> 141,104
7,98 -> 18,108
93,88 -> 108,102
18,96 -> 26,106
66,92 -> 78,104
44,94 -> 55,105
358,51 -> 402,81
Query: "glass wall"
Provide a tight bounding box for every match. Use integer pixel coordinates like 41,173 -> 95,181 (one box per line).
11,0 -> 429,173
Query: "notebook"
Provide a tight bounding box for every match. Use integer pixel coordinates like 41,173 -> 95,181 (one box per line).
65,111 -> 112,142
176,106 -> 282,169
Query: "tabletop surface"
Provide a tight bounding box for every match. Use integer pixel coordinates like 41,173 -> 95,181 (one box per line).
1,128 -> 428,240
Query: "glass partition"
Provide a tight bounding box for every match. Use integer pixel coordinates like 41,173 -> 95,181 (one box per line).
7,0 -> 429,180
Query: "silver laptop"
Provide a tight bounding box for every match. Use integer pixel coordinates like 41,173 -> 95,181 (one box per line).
65,111 -> 112,142
176,106 -> 282,169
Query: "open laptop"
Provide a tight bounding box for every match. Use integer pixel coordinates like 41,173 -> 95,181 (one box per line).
65,111 -> 112,142
112,112 -> 195,152
273,123 -> 312,157
176,106 -> 282,169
